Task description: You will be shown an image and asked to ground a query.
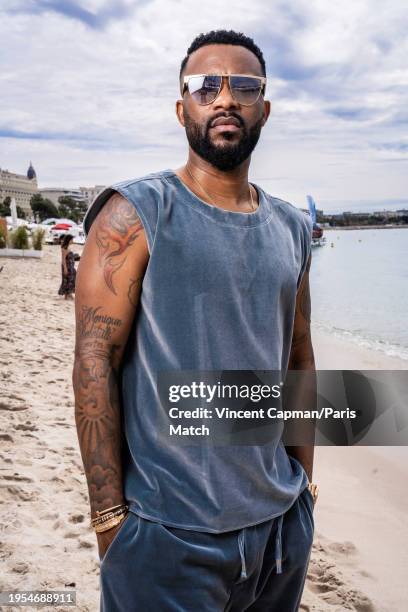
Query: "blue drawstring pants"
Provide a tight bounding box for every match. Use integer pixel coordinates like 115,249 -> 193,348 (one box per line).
100,486 -> 314,611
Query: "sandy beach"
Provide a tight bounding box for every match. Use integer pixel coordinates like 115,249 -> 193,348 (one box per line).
0,245 -> 407,611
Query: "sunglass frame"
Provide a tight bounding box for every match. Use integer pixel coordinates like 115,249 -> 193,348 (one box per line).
181,74 -> 267,106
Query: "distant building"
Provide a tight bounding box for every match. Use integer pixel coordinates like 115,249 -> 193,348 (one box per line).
0,162 -> 38,215
373,209 -> 408,219
39,187 -> 88,208
344,212 -> 372,218
79,185 -> 106,206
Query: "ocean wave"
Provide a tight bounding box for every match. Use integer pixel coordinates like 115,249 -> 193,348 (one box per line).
312,321 -> 408,362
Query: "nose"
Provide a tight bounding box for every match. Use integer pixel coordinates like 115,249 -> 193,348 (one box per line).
212,75 -> 239,110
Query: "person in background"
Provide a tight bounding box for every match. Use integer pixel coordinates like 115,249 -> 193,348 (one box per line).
58,234 -> 76,300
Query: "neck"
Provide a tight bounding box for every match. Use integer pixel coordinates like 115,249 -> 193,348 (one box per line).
178,150 -> 256,210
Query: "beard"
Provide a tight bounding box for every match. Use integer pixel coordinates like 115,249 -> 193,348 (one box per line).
183,109 -> 264,171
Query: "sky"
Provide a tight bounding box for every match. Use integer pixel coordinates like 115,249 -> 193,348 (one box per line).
1,0 -> 407,213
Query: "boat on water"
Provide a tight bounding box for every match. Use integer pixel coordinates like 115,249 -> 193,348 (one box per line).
311,223 -> 327,247
307,195 -> 326,247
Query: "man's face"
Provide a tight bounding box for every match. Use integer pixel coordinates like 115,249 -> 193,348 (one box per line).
177,44 -> 270,171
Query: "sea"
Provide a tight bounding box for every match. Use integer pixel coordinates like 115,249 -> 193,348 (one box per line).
309,227 -> 408,362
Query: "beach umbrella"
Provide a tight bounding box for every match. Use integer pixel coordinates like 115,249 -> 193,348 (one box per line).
52,223 -> 73,230
11,198 -> 18,228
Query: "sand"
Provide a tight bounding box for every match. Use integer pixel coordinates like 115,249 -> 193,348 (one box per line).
0,245 -> 407,611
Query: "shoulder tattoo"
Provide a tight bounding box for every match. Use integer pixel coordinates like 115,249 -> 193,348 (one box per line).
94,194 -> 144,295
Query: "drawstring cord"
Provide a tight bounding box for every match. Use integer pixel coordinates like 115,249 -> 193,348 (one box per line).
274,513 -> 284,574
237,529 -> 247,580
237,512 -> 284,581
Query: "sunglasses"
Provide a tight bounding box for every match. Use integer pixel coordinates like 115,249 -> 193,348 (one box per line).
182,74 -> 267,106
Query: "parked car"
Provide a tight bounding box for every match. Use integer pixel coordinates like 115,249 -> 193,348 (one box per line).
45,221 -> 79,244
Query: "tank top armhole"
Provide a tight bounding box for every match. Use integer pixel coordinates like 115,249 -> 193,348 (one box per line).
296,214 -> 313,291
82,184 -> 157,255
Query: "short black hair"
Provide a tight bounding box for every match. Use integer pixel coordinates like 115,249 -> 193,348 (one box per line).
179,29 -> 266,82
61,234 -> 74,248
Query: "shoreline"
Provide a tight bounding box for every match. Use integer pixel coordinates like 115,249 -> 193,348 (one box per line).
323,224 -> 408,230
312,325 -> 407,370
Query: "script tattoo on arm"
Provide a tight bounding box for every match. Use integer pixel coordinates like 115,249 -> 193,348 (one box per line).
73,304 -> 125,515
94,194 -> 144,295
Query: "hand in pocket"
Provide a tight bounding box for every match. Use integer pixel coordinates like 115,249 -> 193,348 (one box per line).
97,514 -> 129,562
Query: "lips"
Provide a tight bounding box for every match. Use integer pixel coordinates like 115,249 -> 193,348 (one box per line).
211,116 -> 242,128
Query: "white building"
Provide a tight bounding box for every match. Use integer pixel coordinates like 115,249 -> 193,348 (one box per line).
39,188 -> 88,207
0,162 -> 38,215
79,185 -> 106,206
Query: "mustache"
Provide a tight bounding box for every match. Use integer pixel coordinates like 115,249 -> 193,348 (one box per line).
206,112 -> 245,131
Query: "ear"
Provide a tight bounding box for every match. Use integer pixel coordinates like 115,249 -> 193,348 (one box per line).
175,99 -> 186,127
262,100 -> 271,126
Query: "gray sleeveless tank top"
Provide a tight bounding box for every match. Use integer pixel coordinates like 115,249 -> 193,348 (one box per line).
83,169 -> 313,533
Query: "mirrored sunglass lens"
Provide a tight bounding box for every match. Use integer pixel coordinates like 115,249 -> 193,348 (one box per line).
230,76 -> 262,104
188,75 -> 221,104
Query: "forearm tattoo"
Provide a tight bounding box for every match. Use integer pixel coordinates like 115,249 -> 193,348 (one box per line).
94,195 -> 144,295
73,305 -> 125,516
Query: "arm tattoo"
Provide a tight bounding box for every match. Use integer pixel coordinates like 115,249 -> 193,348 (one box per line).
73,305 -> 125,516
95,195 -> 144,295
79,304 -> 122,341
127,276 -> 143,308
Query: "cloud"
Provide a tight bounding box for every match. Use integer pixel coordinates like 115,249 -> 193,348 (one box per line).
0,126 -> 172,151
0,0 -> 407,210
375,142 -> 408,153
0,127 -> 84,141
256,31 -> 326,82
326,106 -> 378,122
2,0 -> 138,30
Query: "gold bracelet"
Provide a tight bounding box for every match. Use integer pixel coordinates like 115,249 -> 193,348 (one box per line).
91,505 -> 129,527
91,508 -> 127,528
91,506 -> 128,527
95,504 -> 127,517
94,513 -> 126,533
307,482 -> 319,504
94,511 -> 127,534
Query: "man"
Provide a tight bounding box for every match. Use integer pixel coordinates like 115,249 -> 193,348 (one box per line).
73,29 -> 317,612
